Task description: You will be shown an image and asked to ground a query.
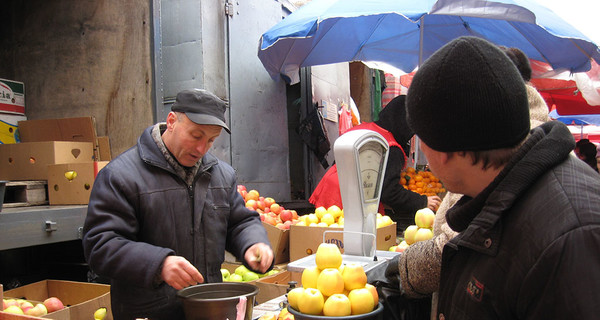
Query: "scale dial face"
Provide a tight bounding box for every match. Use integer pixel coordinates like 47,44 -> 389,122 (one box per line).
358,141 -> 386,201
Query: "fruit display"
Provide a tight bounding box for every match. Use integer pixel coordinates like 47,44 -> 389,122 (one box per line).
238,185 -> 300,230
2,297 -> 64,316
220,264 -> 280,282
389,208 -> 435,253
399,167 -> 446,196
288,243 -> 379,317
296,205 -> 394,229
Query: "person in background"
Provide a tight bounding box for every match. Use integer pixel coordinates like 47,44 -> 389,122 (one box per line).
575,138 -> 599,172
309,95 -> 441,231
390,36 -> 600,319
82,89 -> 274,320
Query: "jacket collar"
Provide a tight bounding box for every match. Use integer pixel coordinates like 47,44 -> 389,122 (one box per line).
446,121 -> 575,254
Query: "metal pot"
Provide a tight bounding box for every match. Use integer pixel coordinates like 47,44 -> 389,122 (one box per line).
177,282 -> 259,320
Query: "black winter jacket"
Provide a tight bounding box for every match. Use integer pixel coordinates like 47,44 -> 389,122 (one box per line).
82,125 -> 270,320
438,121 -> 600,319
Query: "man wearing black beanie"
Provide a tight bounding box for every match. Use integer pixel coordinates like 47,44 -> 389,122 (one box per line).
399,36 -> 600,319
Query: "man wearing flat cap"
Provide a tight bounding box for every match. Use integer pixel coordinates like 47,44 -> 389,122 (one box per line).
385,36 -> 600,318
83,88 -> 274,320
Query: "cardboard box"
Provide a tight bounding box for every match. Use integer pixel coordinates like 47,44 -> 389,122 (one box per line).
18,117 -> 97,144
0,113 -> 26,144
48,161 -> 109,205
0,141 -> 94,181
289,223 -> 397,262
263,222 -> 289,264
0,79 -> 25,115
255,271 -> 293,304
17,117 -> 108,161
96,136 -> 112,161
4,280 -> 112,320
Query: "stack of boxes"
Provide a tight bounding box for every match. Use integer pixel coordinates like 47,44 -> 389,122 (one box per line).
0,78 -> 26,146
0,115 -> 111,206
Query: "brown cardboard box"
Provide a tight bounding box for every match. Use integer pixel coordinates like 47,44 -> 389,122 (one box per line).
263,222 -> 289,264
289,224 -> 397,262
17,117 -> 109,161
4,280 -> 112,320
255,271 -> 293,304
47,161 -> 109,205
18,117 -> 97,144
96,136 -> 112,161
0,141 -> 95,181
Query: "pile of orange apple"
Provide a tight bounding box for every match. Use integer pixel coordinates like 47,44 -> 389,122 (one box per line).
400,167 -> 446,196
389,207 -> 435,253
238,185 -> 300,230
2,297 -> 64,316
287,243 -> 378,317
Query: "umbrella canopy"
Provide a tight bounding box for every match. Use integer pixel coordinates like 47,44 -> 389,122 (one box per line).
549,109 -> 600,126
258,0 -> 600,83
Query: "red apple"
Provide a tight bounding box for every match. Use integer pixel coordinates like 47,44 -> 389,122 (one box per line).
237,185 -> 247,192
43,297 -> 64,313
257,200 -> 266,211
259,213 -> 266,221
280,210 -> 293,222
283,220 -> 293,229
245,199 -> 258,210
270,203 -> 282,215
264,197 -> 276,208
264,215 -> 277,226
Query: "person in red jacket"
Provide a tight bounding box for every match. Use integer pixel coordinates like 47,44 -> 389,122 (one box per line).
309,95 -> 441,231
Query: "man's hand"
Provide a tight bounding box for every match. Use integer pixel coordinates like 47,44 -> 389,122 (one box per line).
244,243 -> 274,273
160,256 -> 204,290
426,195 -> 442,211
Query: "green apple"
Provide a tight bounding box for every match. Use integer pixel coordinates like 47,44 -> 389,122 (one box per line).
242,271 -> 260,282
221,268 -> 231,281
229,274 -> 243,282
235,265 -> 250,276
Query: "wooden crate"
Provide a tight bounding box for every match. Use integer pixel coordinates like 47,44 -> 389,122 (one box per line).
3,181 -> 48,208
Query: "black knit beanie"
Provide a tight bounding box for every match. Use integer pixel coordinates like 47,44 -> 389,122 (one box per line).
406,36 -> 530,152
375,95 -> 413,145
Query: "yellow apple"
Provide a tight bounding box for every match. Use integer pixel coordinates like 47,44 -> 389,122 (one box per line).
314,206 -> 327,220
3,305 -> 24,314
315,243 -> 343,270
327,205 -> 343,220
321,213 -> 335,226
26,303 -> 48,317
404,225 -> 419,245
348,288 -> 375,315
301,265 -> 321,288
306,213 -> 320,225
414,228 -> 434,243
341,263 -> 368,291
415,208 -> 435,229
365,283 -> 379,305
286,287 -> 304,310
317,268 -> 345,297
323,293 -> 352,316
298,287 -> 324,315
338,217 -> 344,226
93,307 -> 107,320
377,215 -> 393,228
389,245 -> 398,252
